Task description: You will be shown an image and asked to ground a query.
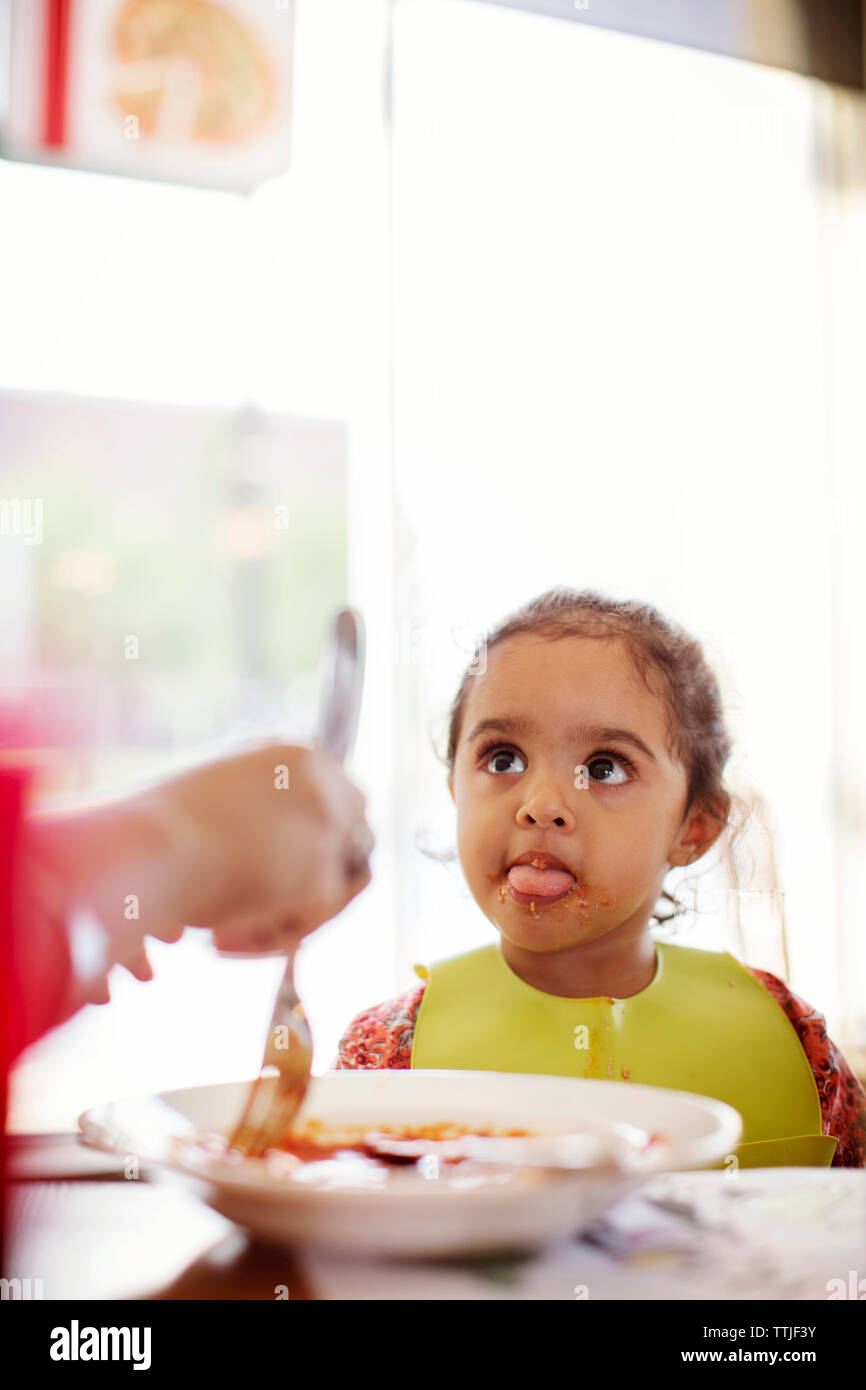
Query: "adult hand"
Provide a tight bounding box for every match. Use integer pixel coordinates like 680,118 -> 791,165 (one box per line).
146,742 -> 374,953
24,742 -> 374,995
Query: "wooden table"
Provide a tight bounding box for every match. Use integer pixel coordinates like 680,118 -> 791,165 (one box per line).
5,1175 -> 315,1300
4,1134 -> 866,1301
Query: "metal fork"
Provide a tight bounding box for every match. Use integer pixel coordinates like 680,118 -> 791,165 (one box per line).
228,608 -> 366,1157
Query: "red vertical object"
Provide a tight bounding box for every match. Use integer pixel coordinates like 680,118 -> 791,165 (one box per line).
0,756 -> 72,1276
42,0 -> 73,148
0,766 -> 28,1276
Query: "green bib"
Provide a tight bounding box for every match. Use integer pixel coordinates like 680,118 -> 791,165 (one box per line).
410,941 -> 838,1169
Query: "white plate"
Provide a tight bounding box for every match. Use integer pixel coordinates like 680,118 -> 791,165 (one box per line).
79,1070 -> 742,1258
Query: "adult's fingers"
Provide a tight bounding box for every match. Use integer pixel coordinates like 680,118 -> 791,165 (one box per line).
120,942 -> 154,982
306,748 -> 370,834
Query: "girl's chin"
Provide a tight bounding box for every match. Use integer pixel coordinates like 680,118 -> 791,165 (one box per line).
493,909 -> 595,950
486,892 -> 611,948
497,925 -> 593,956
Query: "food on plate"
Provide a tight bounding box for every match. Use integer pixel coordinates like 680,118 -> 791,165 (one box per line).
279,1117 -> 533,1160
170,1115 -> 668,1191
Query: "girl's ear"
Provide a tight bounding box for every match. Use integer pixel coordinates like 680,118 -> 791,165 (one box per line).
669,799 -> 725,867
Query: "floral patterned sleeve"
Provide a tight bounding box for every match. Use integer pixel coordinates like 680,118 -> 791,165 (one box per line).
331,969 -> 866,1168
333,982 -> 426,1071
745,966 -> 866,1167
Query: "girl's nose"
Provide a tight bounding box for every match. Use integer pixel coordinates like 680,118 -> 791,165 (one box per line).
516,783 -> 577,832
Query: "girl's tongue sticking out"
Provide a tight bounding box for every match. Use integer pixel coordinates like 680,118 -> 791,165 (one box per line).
507,855 -> 576,902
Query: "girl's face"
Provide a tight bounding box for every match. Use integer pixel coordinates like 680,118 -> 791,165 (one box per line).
448,632 -> 717,955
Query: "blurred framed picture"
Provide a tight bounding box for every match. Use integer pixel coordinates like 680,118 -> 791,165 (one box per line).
1,0 -> 294,190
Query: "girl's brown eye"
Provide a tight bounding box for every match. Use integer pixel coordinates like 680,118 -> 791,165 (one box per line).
587,756 -> 630,785
485,748 -> 526,775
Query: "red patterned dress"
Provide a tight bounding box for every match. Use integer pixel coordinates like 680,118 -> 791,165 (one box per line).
333,966 -> 866,1167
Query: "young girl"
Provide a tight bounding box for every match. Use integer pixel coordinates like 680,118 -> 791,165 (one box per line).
335,589 -> 866,1168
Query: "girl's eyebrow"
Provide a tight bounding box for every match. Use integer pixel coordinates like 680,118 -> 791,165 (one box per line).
466,715 -> 658,765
